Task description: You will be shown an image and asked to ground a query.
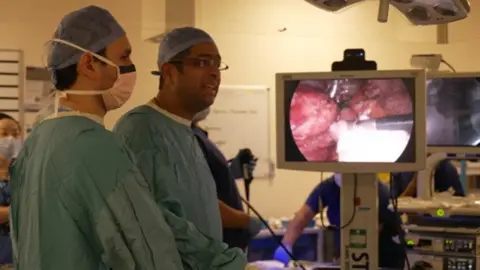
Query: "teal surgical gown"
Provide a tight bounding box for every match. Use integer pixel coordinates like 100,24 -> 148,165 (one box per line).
10,113 -> 244,270
114,103 -> 245,267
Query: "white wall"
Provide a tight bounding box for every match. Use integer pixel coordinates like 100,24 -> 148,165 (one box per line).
1,0 -> 480,218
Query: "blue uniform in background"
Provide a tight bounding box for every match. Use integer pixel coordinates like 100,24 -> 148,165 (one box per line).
391,160 -> 464,197
305,177 -> 405,268
192,125 -> 250,250
0,180 -> 11,265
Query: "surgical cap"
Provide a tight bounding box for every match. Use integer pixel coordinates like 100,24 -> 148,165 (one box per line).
48,5 -> 125,70
157,27 -> 215,66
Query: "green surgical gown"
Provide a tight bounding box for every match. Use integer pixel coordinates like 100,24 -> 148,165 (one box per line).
10,113 -> 244,270
114,103 -> 246,269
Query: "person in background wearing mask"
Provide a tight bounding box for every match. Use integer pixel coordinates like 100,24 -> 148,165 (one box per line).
391,159 -> 463,198
273,173 -> 405,269
0,113 -> 21,266
10,6 -> 189,269
191,107 -> 263,250
114,27 -> 246,269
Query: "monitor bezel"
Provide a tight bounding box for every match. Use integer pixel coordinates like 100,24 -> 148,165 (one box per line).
275,69 -> 427,173
426,71 -> 480,155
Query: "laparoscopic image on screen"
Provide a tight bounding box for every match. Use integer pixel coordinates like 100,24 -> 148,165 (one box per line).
285,78 -> 416,163
427,77 -> 480,147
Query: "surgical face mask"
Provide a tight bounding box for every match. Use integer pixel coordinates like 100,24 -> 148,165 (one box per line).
50,39 -> 137,113
333,173 -> 342,187
192,107 -> 211,123
0,137 -> 22,160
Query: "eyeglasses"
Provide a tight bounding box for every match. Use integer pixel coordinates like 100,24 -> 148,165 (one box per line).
170,58 -> 229,71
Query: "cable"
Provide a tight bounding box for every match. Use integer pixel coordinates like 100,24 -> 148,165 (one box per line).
236,157 -> 306,268
318,173 -> 358,229
389,174 -> 411,270
441,59 -> 456,72
240,197 -> 307,270
340,174 -> 358,229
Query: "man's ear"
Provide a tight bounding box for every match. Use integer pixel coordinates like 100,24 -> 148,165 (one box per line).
161,63 -> 178,87
77,53 -> 97,80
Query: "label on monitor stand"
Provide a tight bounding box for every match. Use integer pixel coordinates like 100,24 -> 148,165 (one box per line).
350,229 -> 368,249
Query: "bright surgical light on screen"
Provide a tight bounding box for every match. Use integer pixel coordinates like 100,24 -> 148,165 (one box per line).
333,122 -> 411,162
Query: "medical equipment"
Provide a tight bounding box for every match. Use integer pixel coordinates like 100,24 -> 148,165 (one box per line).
275,67 -> 426,170
377,0 -> 390,22
239,148 -> 257,205
303,0 -> 392,25
275,49 -> 428,270
410,55 -> 443,71
413,72 -> 480,198
403,215 -> 480,270
390,0 -> 470,25
304,0 -> 470,25
425,72 -> 480,151
342,114 -> 414,132
303,0 -> 363,12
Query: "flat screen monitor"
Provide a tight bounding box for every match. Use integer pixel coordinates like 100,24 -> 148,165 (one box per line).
426,72 -> 480,154
276,70 -> 427,173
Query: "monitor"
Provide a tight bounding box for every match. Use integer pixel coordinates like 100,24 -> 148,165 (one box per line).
276,70 -> 427,173
426,72 -> 480,154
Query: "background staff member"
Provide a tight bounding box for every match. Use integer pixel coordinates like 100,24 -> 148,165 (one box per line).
192,107 -> 262,250
0,113 -> 21,266
391,159 -> 464,197
273,173 -> 405,269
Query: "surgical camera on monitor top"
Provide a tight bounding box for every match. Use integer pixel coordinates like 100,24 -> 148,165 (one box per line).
304,0 -> 470,25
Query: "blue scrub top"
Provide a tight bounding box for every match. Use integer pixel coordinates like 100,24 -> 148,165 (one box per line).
192,125 -> 250,250
0,180 -> 12,265
305,177 -> 405,268
391,160 -> 464,198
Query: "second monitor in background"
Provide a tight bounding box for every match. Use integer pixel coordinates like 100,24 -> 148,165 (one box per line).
427,72 -> 480,154
276,70 -> 427,173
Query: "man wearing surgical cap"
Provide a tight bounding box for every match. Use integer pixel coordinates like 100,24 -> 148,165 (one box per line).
8,6 -> 209,270
114,27 -> 246,268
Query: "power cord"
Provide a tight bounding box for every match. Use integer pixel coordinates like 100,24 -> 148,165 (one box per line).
389,173 -> 411,270
440,59 -> 456,72
319,173 -> 358,229
240,197 -> 307,270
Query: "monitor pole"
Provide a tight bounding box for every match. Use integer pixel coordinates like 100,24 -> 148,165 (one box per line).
332,49 -> 378,270
341,173 -> 378,270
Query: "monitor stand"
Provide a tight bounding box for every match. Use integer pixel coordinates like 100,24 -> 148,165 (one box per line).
340,173 -> 378,270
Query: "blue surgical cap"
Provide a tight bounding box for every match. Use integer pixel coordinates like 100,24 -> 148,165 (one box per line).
48,5 -> 125,70
157,27 -> 215,66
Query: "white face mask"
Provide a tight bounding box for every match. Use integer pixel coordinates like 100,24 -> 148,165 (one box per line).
0,137 -> 22,160
193,107 -> 211,123
50,39 -> 137,113
334,173 -> 342,187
